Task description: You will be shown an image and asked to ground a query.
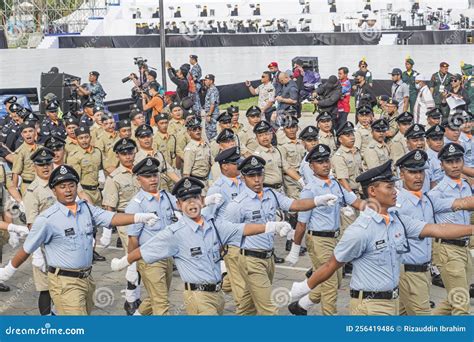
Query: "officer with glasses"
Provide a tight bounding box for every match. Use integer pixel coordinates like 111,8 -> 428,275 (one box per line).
289,159 -> 474,316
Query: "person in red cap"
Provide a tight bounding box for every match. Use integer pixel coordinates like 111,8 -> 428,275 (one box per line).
268,62 -> 283,96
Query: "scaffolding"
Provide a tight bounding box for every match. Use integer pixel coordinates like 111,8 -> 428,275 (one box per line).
0,0 -> 108,47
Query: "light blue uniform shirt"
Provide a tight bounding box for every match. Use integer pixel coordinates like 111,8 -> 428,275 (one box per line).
140,213 -> 244,284
125,189 -> 177,246
427,175 -> 472,242
207,175 -> 245,220
426,147 -> 444,185
23,200 -> 115,269
299,155 -> 316,184
298,176 -> 356,232
459,133 -> 474,167
334,208 -> 425,291
395,188 -> 434,265
223,186 -> 293,250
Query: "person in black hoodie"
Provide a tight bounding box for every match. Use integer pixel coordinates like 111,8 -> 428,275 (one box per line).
312,75 -> 342,127
165,61 -> 189,101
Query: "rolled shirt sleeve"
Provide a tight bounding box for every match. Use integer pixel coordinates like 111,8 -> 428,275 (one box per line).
334,226 -> 367,263
140,228 -> 178,264
23,216 -> 53,254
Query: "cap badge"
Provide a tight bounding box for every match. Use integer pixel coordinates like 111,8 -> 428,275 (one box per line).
251,157 -> 258,166
122,139 -> 127,145
308,127 -> 313,133
318,145 -> 325,153
146,159 -> 153,166
414,125 -> 419,131
414,151 -> 422,160
449,145 -> 456,153
59,166 -> 67,175
184,179 -> 192,188
435,126 -> 440,132
51,137 -> 55,142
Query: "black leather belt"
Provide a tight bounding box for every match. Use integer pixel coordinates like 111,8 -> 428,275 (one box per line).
116,210 -> 125,213
263,183 -> 282,189
48,266 -> 92,279
404,263 -> 429,273
81,184 -> 99,191
184,282 -> 222,292
350,287 -> 399,300
22,179 -> 33,184
435,238 -> 469,247
190,175 -> 208,181
308,230 -> 340,238
240,248 -> 274,259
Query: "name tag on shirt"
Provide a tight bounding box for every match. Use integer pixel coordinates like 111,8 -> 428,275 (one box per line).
190,247 -> 202,257
65,228 -> 76,237
375,239 -> 387,250
251,210 -> 262,221
231,193 -> 238,199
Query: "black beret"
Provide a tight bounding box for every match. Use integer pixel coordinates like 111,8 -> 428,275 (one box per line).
132,157 -> 160,175
438,143 -> 465,161
83,98 -> 95,108
356,160 -> 398,187
113,138 -> 137,153
75,125 -> 90,137
305,144 -> 331,162
214,146 -> 242,164
64,116 -> 80,127
425,124 -> 445,139
135,124 -> 153,138
426,108 -> 442,118
396,150 -> 428,171
185,117 -> 202,129
154,113 -> 169,122
404,124 -> 426,139
371,119 -> 389,132
118,119 -> 131,129
253,120 -> 272,134
396,112 -> 414,124
238,155 -> 266,175
172,177 -> 204,200
245,106 -> 261,117
216,128 -> 235,144
217,112 -> 232,123
44,135 -> 66,150
49,164 -> 80,188
299,125 -> 318,140
20,120 -> 36,132
227,105 -> 239,114
30,147 -> 55,165
336,121 -> 355,137
316,111 -> 332,122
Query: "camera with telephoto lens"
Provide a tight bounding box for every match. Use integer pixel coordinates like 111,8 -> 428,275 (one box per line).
134,57 -> 148,69
64,77 -> 80,87
122,73 -> 138,83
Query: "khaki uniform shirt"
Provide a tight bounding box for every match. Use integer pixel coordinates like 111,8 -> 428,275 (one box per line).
65,137 -> 80,157
254,144 -> 290,185
238,125 -> 258,156
102,165 -> 140,212
12,142 -> 38,182
279,137 -> 305,170
381,112 -> 399,139
183,140 -> 212,178
95,131 -> 119,173
389,131 -> 408,165
331,145 -> 363,191
67,147 -> 102,186
354,124 -> 372,155
90,123 -> 104,146
24,177 -> 56,225
153,131 -> 176,167
363,138 -> 390,171
318,131 -> 337,156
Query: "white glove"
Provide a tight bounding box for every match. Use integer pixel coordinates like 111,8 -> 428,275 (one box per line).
32,248 -> 46,272
125,262 -> 138,284
111,255 -> 130,271
285,243 -> 301,266
314,194 -> 338,207
0,261 -> 17,282
265,221 -> 292,237
18,201 -> 25,213
298,178 -> 306,188
204,193 -> 224,206
134,213 -> 158,226
8,232 -> 19,249
99,227 -> 112,248
290,279 -> 311,301
7,224 -> 29,238
341,206 -> 355,218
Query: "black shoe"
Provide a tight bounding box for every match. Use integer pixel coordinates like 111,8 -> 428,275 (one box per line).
344,262 -> 353,275
288,301 -> 307,316
124,299 -> 141,316
470,284 -> 474,298
0,283 -> 10,292
430,300 -> 435,309
305,268 -> 313,278
299,246 -> 307,256
285,240 -> 292,251
116,237 -> 123,249
172,264 -> 177,272
93,250 -> 106,262
274,255 -> 285,264
431,274 -> 444,288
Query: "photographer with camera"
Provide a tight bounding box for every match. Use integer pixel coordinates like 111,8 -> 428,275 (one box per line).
72,71 -> 106,106
312,75 -> 342,125
142,82 -> 165,126
165,61 -> 189,101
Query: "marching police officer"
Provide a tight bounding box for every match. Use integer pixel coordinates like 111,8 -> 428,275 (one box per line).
125,157 -> 177,315
298,126 -> 319,184
287,144 -> 363,315
363,119 -> 390,171
289,160 -> 474,316
95,113 -> 118,175
426,124 -> 445,186
23,147 -> 56,315
183,117 -> 212,194
238,106 -> 262,157
223,155 -> 337,315
425,107 -> 442,129
228,105 -> 243,133
316,112 -> 337,155
64,116 -> 80,156
389,112 -> 412,163
111,176 -> 292,315
0,164 -> 159,315
38,101 -> 67,144
354,105 -> 374,155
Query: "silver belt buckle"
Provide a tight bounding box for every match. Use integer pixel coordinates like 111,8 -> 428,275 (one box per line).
215,283 -> 222,292
392,288 -> 399,299
265,250 -> 273,258
334,230 -> 340,238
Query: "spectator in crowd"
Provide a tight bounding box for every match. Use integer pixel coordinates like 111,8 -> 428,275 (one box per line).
268,61 -> 283,96
203,74 -> 220,140
275,72 -> 299,124
413,74 -> 435,125
402,57 -> 419,113
337,67 -> 351,130
430,62 -> 452,118
312,75 -> 342,126
352,70 -> 376,110
165,61 -> 189,100
357,59 -> 373,86
73,71 -> 106,106
390,68 -> 410,113
245,71 -> 275,122
441,73 -> 471,113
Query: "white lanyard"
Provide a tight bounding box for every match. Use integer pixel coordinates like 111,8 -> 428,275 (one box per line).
438,72 -> 447,85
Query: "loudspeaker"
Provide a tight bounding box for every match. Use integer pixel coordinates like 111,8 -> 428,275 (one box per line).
39,72 -> 80,113
292,56 -> 319,72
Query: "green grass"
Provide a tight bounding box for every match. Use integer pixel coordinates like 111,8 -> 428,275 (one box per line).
221,96 -> 382,114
